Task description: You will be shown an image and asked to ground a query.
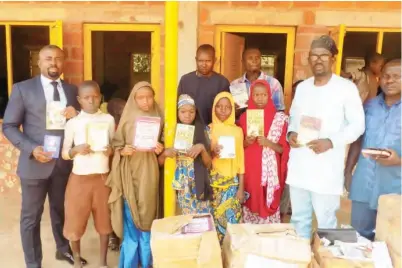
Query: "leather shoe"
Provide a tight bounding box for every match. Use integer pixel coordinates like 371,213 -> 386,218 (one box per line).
56,250 -> 88,265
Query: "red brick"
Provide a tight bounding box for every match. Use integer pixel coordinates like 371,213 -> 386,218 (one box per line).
297,25 -> 329,35
71,47 -> 83,60
64,23 -> 82,33
199,8 -> 210,24
63,32 -> 82,46
200,1 -> 230,7
66,76 -> 83,85
293,51 -> 310,67
295,34 -> 318,51
356,1 -> 390,9
303,10 -> 315,25
319,1 -> 356,9
292,1 -> 320,9
260,1 -> 292,9
230,1 -> 260,7
64,61 -> 83,76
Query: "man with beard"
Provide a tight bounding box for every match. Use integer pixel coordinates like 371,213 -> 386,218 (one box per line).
178,44 -> 230,125
231,47 -> 285,118
286,36 -> 365,239
345,59 -> 401,241
2,45 -> 88,267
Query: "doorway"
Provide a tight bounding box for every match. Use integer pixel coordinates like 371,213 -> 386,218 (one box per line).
0,21 -> 63,119
215,26 -> 295,112
83,24 -> 161,103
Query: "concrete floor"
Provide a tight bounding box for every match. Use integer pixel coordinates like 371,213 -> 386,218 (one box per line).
0,191 -> 352,268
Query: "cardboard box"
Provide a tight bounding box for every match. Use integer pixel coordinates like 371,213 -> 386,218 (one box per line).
150,214 -> 223,268
223,223 -> 312,268
376,194 -> 402,268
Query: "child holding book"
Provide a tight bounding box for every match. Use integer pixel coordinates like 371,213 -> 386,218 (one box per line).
159,94 -> 213,215
238,80 -> 289,224
106,81 -> 164,268
208,92 -> 245,243
62,81 -> 115,268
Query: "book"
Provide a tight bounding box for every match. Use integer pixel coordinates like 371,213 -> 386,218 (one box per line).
297,115 -> 322,145
362,148 -> 391,158
181,215 -> 213,234
174,123 -> 195,153
43,135 -> 61,159
133,116 -> 161,151
218,136 -> 236,159
247,110 -> 264,137
230,83 -> 249,109
46,101 -> 66,130
86,122 -> 109,151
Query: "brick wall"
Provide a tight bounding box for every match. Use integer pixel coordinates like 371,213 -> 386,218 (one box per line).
198,1 -> 401,81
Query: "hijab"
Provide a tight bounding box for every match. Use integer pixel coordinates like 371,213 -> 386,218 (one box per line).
209,92 -> 245,178
177,94 -> 212,201
106,81 -> 163,236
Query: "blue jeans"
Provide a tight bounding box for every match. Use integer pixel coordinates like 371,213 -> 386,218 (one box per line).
351,201 -> 377,241
289,186 -> 340,239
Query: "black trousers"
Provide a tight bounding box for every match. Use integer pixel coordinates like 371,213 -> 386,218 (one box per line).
20,166 -> 70,268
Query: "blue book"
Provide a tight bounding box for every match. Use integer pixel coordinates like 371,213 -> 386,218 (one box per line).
43,135 -> 61,159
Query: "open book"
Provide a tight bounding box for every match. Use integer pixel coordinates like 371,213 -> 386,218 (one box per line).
133,116 -> 161,151
86,122 -> 109,151
174,123 -> 195,153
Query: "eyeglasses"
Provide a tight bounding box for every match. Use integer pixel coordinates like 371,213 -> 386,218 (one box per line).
309,54 -> 332,62
381,74 -> 401,82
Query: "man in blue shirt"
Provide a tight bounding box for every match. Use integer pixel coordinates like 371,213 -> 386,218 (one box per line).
345,59 -> 401,241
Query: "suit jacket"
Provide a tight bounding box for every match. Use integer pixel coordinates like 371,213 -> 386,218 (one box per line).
2,75 -> 80,180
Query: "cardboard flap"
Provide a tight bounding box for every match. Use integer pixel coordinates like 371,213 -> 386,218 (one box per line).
151,214 -> 194,235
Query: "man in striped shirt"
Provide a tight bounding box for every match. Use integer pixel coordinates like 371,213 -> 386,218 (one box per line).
231,47 -> 285,118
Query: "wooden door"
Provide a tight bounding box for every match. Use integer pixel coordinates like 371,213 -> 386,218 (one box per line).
221,32 -> 245,82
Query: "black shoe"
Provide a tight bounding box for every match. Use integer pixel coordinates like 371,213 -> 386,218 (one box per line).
55,250 -> 88,266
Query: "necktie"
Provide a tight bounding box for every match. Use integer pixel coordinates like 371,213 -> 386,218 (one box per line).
51,81 -> 60,101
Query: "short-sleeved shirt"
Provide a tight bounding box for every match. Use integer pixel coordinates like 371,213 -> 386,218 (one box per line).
231,72 -> 285,111
178,71 -> 230,125
350,94 -> 401,209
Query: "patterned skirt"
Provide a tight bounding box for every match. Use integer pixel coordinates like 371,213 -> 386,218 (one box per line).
242,206 -> 281,224
210,172 -> 241,243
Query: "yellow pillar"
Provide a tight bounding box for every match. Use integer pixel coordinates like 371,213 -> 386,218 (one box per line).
164,1 -> 179,217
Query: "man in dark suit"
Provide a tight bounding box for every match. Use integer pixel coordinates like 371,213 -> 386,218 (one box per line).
2,45 -> 87,267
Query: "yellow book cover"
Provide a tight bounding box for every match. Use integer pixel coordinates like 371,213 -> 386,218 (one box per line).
247,110 -> 264,137
174,124 -> 195,153
86,122 -> 109,151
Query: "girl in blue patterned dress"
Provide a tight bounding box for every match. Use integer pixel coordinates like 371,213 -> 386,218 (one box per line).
159,94 -> 213,214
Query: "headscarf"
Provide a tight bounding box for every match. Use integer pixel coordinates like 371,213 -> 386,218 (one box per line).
106,81 -> 163,237
310,35 -> 339,56
209,92 -> 245,178
177,94 -> 213,201
238,80 -> 289,217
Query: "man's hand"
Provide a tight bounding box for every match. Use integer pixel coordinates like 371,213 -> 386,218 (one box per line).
288,132 -> 300,148
154,142 -> 164,155
187,144 -> 205,159
373,149 -> 401,166
307,139 -> 333,154
73,144 -> 93,156
103,145 -> 113,157
344,171 -> 353,192
245,136 -> 256,147
33,146 -> 53,163
121,145 -> 135,156
257,137 -> 272,147
164,148 -> 177,158
62,106 -> 78,119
